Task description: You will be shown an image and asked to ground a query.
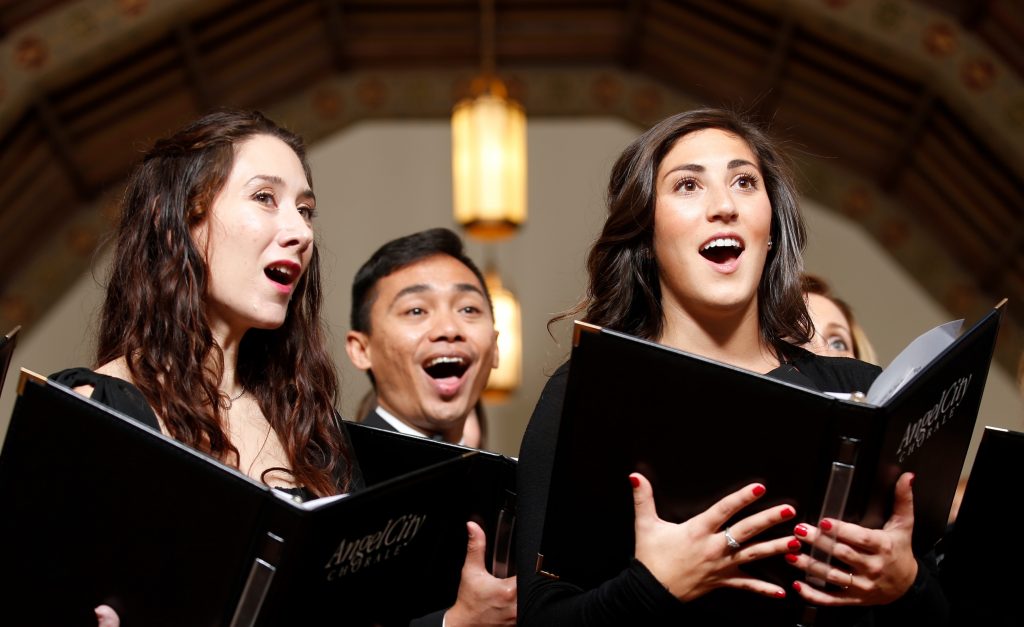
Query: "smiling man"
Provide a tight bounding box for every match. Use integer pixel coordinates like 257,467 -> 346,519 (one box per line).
345,228 -> 515,627
346,227 -> 499,443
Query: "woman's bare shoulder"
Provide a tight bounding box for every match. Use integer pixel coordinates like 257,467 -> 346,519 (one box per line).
94,358 -> 132,381
74,357 -> 132,397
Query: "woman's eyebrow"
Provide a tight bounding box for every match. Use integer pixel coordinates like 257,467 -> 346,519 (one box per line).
661,158 -> 759,181
246,174 -> 316,203
245,174 -> 284,187
661,163 -> 704,181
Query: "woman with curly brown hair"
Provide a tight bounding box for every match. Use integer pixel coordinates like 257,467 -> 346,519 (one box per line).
52,109 -> 356,500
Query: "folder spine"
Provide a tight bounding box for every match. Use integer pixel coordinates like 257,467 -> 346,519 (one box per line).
229,532 -> 285,627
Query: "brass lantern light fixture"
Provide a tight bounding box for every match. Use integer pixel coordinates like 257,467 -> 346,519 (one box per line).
483,268 -> 522,401
451,0 -> 527,241
455,0 -> 526,401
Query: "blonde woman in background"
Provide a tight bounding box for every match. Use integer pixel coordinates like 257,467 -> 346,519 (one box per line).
801,273 -> 878,364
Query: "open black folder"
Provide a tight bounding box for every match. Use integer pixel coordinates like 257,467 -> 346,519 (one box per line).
538,302 -> 1004,598
0,371 -> 515,627
940,427 -> 1024,627
343,421 -> 518,577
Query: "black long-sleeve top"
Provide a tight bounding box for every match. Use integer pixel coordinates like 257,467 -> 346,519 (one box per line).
515,349 -> 949,627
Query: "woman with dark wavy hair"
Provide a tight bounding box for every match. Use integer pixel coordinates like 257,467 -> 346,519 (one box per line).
53,109 -> 355,500
559,108 -> 811,354
516,108 -> 946,625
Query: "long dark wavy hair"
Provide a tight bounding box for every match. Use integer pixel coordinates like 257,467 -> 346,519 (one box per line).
97,109 -> 352,496
555,108 -> 813,359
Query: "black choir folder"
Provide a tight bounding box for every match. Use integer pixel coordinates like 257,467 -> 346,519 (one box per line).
344,421 -> 519,579
941,427 -> 1023,627
538,302 -> 1004,595
0,371 -> 515,627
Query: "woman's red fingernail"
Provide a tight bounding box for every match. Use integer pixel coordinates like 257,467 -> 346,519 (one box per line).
629,475 -> 640,488
788,539 -> 801,552
780,507 -> 795,520
753,484 -> 766,497
819,519 -> 833,531
785,553 -> 799,564
794,524 -> 808,537
774,590 -> 786,599
792,581 -> 802,592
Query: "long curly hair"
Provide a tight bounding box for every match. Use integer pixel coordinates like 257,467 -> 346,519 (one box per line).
97,109 -> 352,496
555,108 -> 813,358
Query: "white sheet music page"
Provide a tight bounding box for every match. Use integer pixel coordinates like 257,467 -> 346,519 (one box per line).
866,319 -> 963,406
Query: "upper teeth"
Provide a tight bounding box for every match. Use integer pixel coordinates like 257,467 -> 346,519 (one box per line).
701,237 -> 742,251
268,264 -> 294,279
427,356 -> 465,367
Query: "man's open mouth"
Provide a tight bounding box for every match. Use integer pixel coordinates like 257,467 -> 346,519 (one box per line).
423,356 -> 470,379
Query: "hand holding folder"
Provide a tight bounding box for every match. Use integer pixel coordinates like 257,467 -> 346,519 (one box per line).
631,474 -> 797,601
787,472 -> 919,607
444,521 -> 517,627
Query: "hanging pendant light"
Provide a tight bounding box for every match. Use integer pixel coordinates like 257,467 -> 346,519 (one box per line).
452,0 -> 527,241
483,268 -> 522,401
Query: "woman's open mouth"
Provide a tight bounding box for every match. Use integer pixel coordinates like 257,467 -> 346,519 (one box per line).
699,237 -> 744,264
265,264 -> 298,286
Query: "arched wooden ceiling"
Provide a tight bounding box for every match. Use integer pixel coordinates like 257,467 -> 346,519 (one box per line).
0,0 -> 1022,372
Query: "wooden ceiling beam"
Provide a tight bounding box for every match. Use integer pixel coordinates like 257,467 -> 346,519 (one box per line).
880,87 -> 935,191
33,95 -> 92,201
980,201 -> 1024,294
323,0 -> 349,72
960,0 -> 993,29
993,230 -> 1024,294
755,14 -> 796,119
175,23 -> 215,111
622,0 -> 646,69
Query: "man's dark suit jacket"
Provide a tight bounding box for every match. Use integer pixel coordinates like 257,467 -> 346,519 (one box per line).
360,409 -> 394,431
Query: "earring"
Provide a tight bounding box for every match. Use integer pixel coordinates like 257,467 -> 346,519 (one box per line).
768,238 -> 774,250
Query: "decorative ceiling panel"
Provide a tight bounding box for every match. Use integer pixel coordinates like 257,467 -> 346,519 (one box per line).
0,0 -> 1021,375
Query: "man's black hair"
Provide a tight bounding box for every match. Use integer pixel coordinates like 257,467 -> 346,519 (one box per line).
350,227 -> 492,334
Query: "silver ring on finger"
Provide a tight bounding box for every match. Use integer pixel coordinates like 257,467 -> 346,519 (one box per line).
723,526 -> 741,550
845,571 -> 854,590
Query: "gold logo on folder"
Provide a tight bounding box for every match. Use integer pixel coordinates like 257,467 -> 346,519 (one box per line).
323,513 -> 428,581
